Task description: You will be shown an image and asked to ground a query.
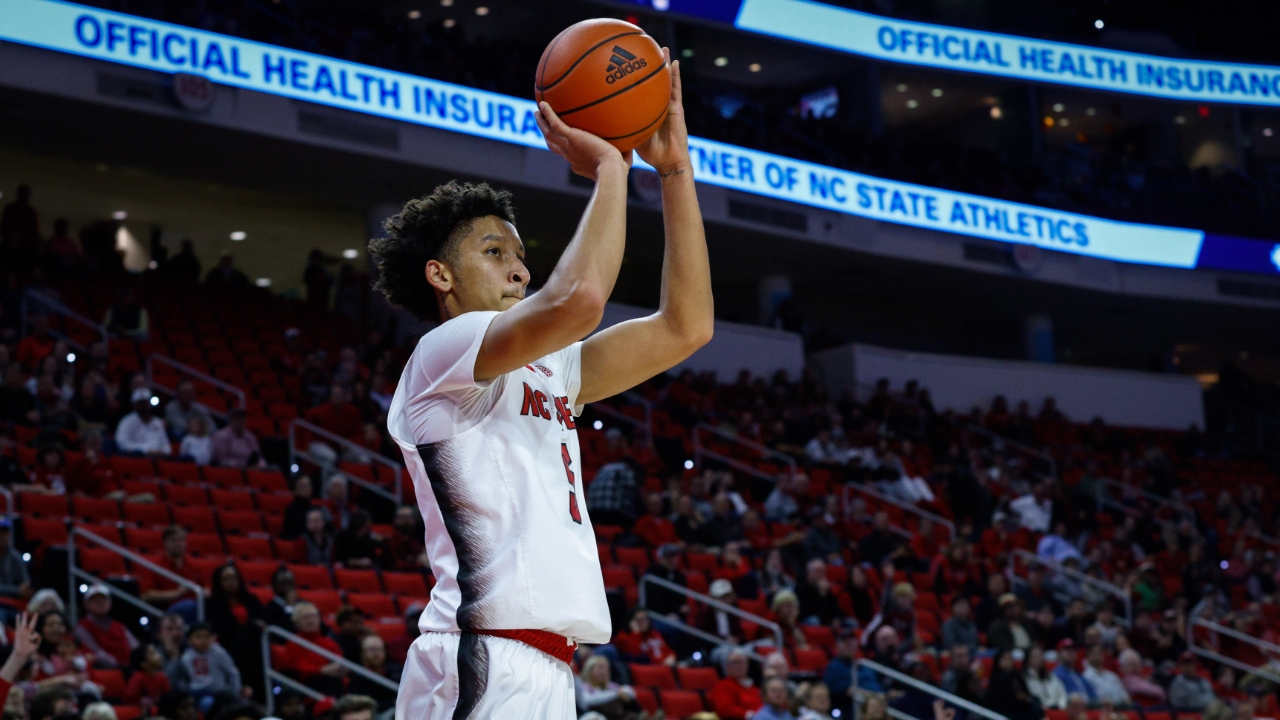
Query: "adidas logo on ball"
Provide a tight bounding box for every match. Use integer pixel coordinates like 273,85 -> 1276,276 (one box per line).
604,45 -> 648,84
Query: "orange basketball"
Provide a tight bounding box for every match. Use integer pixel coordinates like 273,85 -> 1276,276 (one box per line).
535,19 -> 671,153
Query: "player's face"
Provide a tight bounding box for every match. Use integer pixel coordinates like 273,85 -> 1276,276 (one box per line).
450,215 -> 528,313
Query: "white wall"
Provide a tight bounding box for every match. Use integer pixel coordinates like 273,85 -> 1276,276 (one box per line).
598,303 -> 806,381
812,343 -> 1204,430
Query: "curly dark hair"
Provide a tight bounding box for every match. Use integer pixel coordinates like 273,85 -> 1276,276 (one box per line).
368,180 -> 516,321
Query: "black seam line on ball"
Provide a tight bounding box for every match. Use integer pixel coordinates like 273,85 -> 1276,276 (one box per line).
536,31 -> 642,92
556,61 -> 669,117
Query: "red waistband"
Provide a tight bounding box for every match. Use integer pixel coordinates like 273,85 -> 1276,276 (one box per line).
474,629 -> 577,664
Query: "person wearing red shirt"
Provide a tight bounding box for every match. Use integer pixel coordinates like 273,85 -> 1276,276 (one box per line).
612,609 -> 676,666
124,643 -> 172,710
75,584 -> 139,667
711,650 -> 764,720
274,601 -> 347,695
141,526 -> 204,623
633,492 -> 679,547
304,384 -> 364,443
15,315 -> 55,371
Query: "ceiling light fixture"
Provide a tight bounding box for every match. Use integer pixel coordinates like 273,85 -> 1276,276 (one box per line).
749,63 -> 761,72
342,249 -> 359,259
714,56 -> 728,67
111,210 -> 127,220
229,231 -> 246,241
475,6 -> 488,15
255,278 -> 272,287
931,88 -> 943,97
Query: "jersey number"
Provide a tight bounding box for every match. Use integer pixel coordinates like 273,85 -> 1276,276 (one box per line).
561,443 -> 582,524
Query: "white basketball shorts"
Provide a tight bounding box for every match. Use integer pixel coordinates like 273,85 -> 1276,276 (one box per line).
394,632 -> 576,720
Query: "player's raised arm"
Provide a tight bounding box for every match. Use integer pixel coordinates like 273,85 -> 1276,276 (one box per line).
471,103 -> 631,382
578,53 -> 714,405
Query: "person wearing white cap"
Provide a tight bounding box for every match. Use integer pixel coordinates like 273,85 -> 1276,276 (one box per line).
696,578 -> 743,646
114,388 -> 171,456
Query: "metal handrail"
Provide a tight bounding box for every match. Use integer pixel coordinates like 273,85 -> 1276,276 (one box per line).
288,419 -> 403,505
638,573 -> 785,651
146,353 -> 247,422
1188,617 -> 1280,685
1093,477 -> 1194,524
854,658 -> 1009,720
1246,529 -> 1280,550
21,289 -> 109,350
68,526 -> 206,623
261,625 -> 398,715
1007,549 -> 1131,626
842,483 -> 956,539
965,424 -> 1057,479
692,423 -> 797,483
644,613 -> 772,663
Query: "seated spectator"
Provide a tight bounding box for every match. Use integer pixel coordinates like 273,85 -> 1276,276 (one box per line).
672,494 -> 709,547
334,509 -> 384,569
941,596 -> 979,655
614,608 -> 675,666
304,384 -> 363,452
847,565 -> 877,626
987,594 -> 1032,654
281,475 -> 317,541
764,473 -> 804,523
347,634 -> 400,711
974,573 -> 1010,633
28,686 -> 77,720
155,613 -> 187,669
586,454 -> 642,529
165,381 -> 210,441
263,568 -> 298,634
633,493 -> 678,548
103,286 -> 149,341
1118,648 -> 1165,706
1083,645 -> 1131,706
574,654 -> 639,719
169,623 -> 242,711
824,631 -> 858,716
1025,645 -> 1068,709
771,589 -> 810,648
1091,605 -> 1123,650
711,650 -> 764,720
1017,566 -> 1062,615
1053,640 -> 1097,704
141,527 -> 204,624
18,444 -> 71,495
861,694 -> 890,720
178,415 -> 213,465
858,511 -> 908,567
755,677 -> 796,720
797,682 -> 832,720
0,517 -> 33,602
697,579 -> 744,646
74,584 -> 139,667
805,429 -> 837,464
206,563 -> 265,680
864,583 -> 917,650
986,650 -> 1044,720
802,510 -> 842,564
31,611 -> 96,690
114,388 -> 170,456
156,690 -> 199,720
891,661 -> 941,720
1008,483 -> 1052,532
387,505 -> 428,571
324,474 -> 356,530
334,607 -> 369,662
1169,652 -> 1215,711
759,548 -> 795,599
941,644 -> 975,695
82,702 -> 117,720
124,644 -> 172,712
210,409 -> 263,468
275,602 -> 346,694
331,695 -> 378,720
796,558 -> 840,625
302,509 -> 334,565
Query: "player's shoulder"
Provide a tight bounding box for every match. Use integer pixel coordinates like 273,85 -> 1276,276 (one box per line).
411,310 -> 501,354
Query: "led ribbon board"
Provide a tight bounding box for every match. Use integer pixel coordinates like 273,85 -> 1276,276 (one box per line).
0,0 -> 1208,268
735,0 -> 1280,107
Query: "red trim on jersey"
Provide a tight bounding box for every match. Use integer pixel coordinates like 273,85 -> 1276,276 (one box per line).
476,629 -> 577,664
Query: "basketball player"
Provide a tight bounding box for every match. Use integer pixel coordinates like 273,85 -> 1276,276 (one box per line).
373,51 -> 711,719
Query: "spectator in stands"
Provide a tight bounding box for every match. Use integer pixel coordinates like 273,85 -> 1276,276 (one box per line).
847,564 -> 876,626
865,584 -> 917,651
755,677 -> 796,720
985,650 -> 1044,720
276,602 -> 346,695
156,690 -> 199,720
346,634 -> 400,711
987,594 -> 1032,654
204,254 -> 249,291
74,584 -> 139,667
824,630 -> 858,715
103,286 -> 149,341
642,544 -> 688,620
305,384 -> 363,451
334,508 -> 384,569
712,650 -> 764,720
33,610 -> 98,696
614,608 -> 676,667
1091,605 -> 1123,650
0,517 -> 33,604
698,579 -> 744,648
891,660 -> 942,720
302,508 -> 334,565
764,472 -> 803,523
81,702 -> 115,720
141,526 -> 201,624
941,596 -> 979,655
633,493 -> 678,548
210,409 -> 263,468
772,589 -> 810,648
15,315 -> 55,372
1117,648 -> 1165,706
672,493 -> 709,547
1017,566 -> 1062,616
388,505 -> 428,571
586,455 -> 642,529
796,558 -> 840,626
574,654 -> 639,719
798,682 -> 831,720
124,644 -> 172,712
703,492 -> 746,548
303,249 -> 335,310
170,623 -> 242,712
334,606 -> 370,662
281,475 -> 317,540
165,381 -> 210,440
115,388 -> 170,456
803,508 -> 842,564
0,363 -> 37,425
179,415 -> 213,465
974,573 -> 1009,633
168,240 -> 200,283
0,613 -> 40,708
941,644 -> 975,695
1009,482 -> 1052,532
206,564 -> 265,685
859,511 -> 908,567
155,613 -> 187,669
44,218 -> 81,269
1025,645 -> 1068,709
324,474 -> 355,530
1169,651 -> 1215,711
263,568 -> 298,634
28,687 -> 76,720
1083,645 -> 1131,706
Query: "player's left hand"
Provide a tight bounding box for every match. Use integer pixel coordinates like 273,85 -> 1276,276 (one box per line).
635,48 -> 689,175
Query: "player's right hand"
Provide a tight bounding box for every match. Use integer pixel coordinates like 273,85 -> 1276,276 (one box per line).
537,101 -> 632,180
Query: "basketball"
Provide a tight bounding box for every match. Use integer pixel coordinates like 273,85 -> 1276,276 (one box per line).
535,19 -> 671,153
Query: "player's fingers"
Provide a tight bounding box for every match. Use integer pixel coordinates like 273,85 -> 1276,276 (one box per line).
670,60 -> 683,104
539,101 -> 574,137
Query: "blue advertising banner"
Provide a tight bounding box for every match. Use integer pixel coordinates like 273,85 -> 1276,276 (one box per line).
735,0 -> 1280,107
9,0 -> 1279,274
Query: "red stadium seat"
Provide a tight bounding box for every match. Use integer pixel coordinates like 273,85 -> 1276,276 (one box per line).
121,479 -> 162,498
111,456 -> 155,479
629,664 -> 677,690
211,489 -> 255,512
18,494 -> 68,518
219,510 -> 264,534
676,666 -> 719,691
202,467 -> 246,488
247,470 -> 289,493
298,589 -> 342,616
383,572 -> 430,596
250,586 -> 275,605
186,532 -> 226,557
685,552 -> 719,572
659,690 -> 705,718
80,523 -> 123,545
793,647 -> 830,672
226,536 -> 274,560
245,418 -> 278,437
335,569 -> 383,593
155,460 -> 201,483
19,516 -> 68,547
79,548 -> 128,577
173,506 -> 218,533
122,502 -> 171,528
186,557 -> 226,588
632,688 -> 658,713
614,546 -> 650,568
123,527 -> 165,554
164,486 -> 209,507
238,560 -> 281,587
70,497 -> 121,523
347,592 -> 397,619
288,564 -> 334,590
114,706 -> 143,720
256,493 -> 294,515
396,596 -> 431,614
89,669 -> 126,701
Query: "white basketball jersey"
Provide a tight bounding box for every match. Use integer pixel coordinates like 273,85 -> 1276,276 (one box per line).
386,310 -> 611,644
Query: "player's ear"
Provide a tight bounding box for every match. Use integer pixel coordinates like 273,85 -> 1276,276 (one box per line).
424,258 -> 452,293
